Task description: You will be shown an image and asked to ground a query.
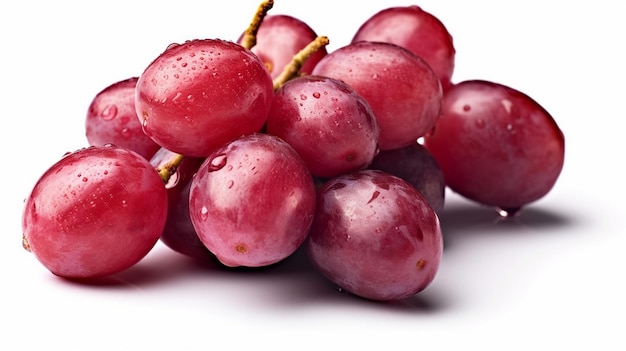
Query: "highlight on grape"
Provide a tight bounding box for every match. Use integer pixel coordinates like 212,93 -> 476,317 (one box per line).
20,0 -> 564,301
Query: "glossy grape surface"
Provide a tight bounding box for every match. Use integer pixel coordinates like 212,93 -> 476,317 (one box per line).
312,41 -> 442,150
189,133 -> 317,268
306,169 -> 443,301
135,39 -> 274,157
238,14 -> 327,79
21,145 -> 168,280
352,5 -> 456,91
266,75 -> 379,178
369,141 -> 445,214
85,77 -> 160,160
423,80 -> 565,213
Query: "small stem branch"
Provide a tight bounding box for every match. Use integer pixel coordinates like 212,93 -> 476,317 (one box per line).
157,153 -> 185,183
273,36 -> 330,90
240,0 -> 274,50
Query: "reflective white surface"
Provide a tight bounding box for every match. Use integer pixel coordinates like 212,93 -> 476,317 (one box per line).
3,1 -> 624,350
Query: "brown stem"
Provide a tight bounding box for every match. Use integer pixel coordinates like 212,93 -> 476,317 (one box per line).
273,35 -> 330,91
157,153 -> 185,184
240,0 -> 274,50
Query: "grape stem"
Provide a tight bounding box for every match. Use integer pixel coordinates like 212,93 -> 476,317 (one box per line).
157,153 -> 185,183
240,0 -> 274,50
273,35 -> 330,90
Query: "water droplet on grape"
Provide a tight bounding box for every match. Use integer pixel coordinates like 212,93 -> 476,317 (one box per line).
496,207 -> 521,218
82,177 -> 88,182
100,104 -> 118,120
227,180 -> 234,189
300,94 -> 308,100
475,119 -> 485,128
501,99 -> 513,114
200,206 -> 209,220
208,154 -> 228,171
463,104 -> 471,112
121,200 -> 128,207
312,92 -> 321,98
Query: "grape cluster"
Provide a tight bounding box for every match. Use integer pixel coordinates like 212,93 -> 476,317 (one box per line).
20,1 -> 564,301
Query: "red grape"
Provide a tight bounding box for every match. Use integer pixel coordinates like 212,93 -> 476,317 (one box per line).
312,41 -> 443,150
352,5 -> 456,91
21,145 -> 168,280
189,133 -> 316,268
423,80 -> 565,215
238,14 -> 327,79
149,148 -> 214,261
369,141 -> 445,214
306,169 -> 443,301
135,39 -> 274,157
266,75 -> 380,178
85,77 -> 160,160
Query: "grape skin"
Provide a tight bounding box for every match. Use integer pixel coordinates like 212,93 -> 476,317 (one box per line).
189,133 -> 317,268
312,41 -> 443,150
266,75 -> 380,178
423,80 -> 565,213
135,39 -> 274,157
238,14 -> 327,79
306,169 -> 443,301
352,5 -> 456,91
149,148 -> 214,261
21,146 -> 168,280
85,77 -> 160,160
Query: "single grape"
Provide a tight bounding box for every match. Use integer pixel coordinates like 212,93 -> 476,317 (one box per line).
135,39 -> 274,157
306,169 -> 443,301
422,80 -> 565,215
149,148 -> 214,261
312,41 -> 443,150
237,14 -> 327,79
21,145 -> 168,280
266,75 -> 380,178
189,133 -> 317,268
369,141 -> 445,214
85,77 -> 160,160
352,5 -> 456,91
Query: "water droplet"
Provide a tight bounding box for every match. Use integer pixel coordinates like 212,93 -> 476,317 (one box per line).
300,94 -> 308,101
208,154 -> 227,171
312,92 -> 321,98
345,235 -> 351,242
200,206 -> 209,220
496,207 -> 521,218
501,99 -> 513,114
463,104 -> 471,112
475,119 -> 485,128
172,92 -> 182,102
82,177 -> 88,182
89,200 -> 96,207
227,180 -> 234,189
103,170 -> 108,175
100,104 -> 117,120
371,73 -> 378,79
367,190 -> 380,204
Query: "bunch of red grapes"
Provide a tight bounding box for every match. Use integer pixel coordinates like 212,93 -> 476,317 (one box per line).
21,1 -> 564,302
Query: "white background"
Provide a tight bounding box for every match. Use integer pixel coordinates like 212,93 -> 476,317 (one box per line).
2,1 -> 624,350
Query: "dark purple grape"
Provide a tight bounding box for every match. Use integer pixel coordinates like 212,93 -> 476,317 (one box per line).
369,141 -> 445,214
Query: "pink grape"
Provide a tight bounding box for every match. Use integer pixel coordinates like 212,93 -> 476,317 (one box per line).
135,39 -> 274,157
306,169 -> 443,301
189,133 -> 317,268
85,77 -> 160,160
238,14 -> 327,79
312,41 -> 443,150
423,79 -> 565,215
352,5 -> 456,91
21,145 -> 168,280
266,75 -> 380,178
